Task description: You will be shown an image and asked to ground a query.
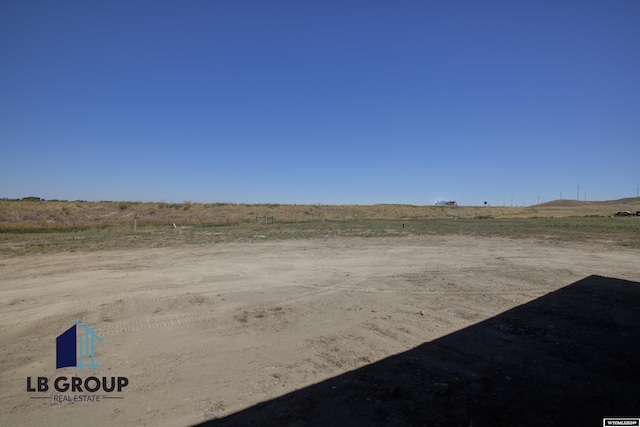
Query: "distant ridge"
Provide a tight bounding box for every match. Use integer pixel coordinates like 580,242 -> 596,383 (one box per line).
534,197 -> 640,208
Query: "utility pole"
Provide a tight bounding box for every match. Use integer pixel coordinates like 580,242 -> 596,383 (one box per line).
577,183 -> 579,201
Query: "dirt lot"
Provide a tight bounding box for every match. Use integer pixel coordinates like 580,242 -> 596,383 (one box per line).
1,235 -> 639,426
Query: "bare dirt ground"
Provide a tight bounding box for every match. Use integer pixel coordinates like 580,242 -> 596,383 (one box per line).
1,235 -> 639,426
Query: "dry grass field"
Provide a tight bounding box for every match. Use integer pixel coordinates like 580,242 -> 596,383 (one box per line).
2,197 -> 639,230
1,198 -> 639,256
1,198 -> 639,426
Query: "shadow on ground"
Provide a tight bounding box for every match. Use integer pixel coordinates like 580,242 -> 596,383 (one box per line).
196,275 -> 640,426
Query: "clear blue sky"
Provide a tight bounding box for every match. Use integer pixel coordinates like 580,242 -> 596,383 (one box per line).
1,0 -> 639,206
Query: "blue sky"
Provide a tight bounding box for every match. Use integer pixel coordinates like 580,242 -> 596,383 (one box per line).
1,0 -> 639,206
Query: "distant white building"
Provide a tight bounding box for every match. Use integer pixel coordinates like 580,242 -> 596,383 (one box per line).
435,200 -> 458,206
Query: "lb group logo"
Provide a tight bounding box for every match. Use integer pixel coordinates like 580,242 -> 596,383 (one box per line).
56,320 -> 102,370
27,320 -> 129,403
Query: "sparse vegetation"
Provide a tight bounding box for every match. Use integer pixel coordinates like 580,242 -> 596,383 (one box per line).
0,199 -> 639,256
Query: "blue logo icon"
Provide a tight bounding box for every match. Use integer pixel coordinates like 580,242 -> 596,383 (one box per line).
56,320 -> 103,370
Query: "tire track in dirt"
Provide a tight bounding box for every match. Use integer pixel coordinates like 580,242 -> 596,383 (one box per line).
0,277 -> 176,302
1,279 -> 337,337
0,281 -> 182,327
98,285 -> 340,336
99,309 -> 235,336
0,287 -> 254,331
1,274 -> 248,310
326,285 -> 544,296
0,272 -> 246,302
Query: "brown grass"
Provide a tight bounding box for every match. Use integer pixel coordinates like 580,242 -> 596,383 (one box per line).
3,198 -> 638,231
1,198 -> 639,257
